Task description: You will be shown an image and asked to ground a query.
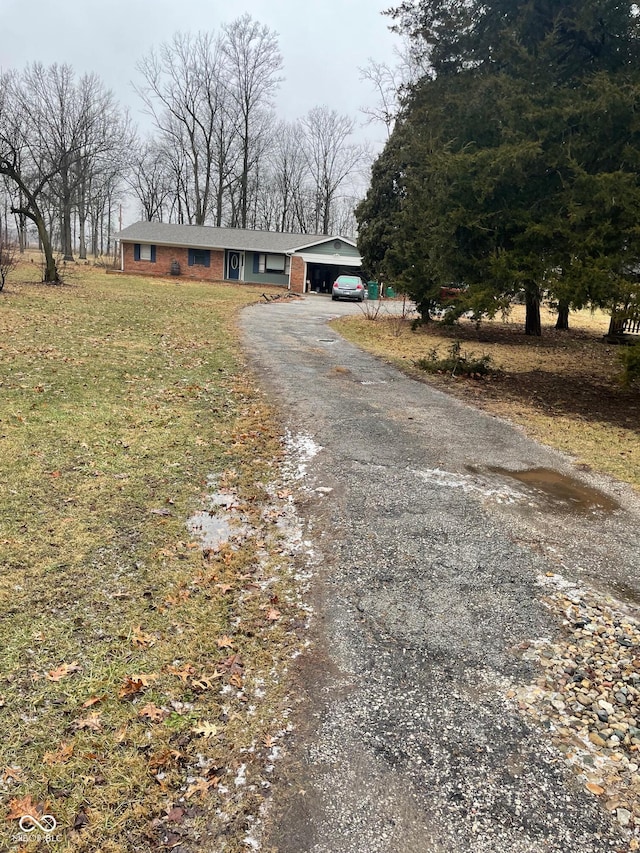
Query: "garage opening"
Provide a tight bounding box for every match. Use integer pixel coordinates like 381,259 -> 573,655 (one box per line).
307,263 -> 362,294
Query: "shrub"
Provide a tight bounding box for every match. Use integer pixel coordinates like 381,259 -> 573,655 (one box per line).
619,342 -> 640,387
414,340 -> 496,378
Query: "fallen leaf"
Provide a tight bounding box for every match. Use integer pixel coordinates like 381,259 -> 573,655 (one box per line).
6,794 -> 45,820
185,776 -> 220,798
82,695 -> 104,709
216,635 -> 234,649
586,782 -> 605,796
138,703 -> 168,722
149,749 -> 183,771
74,713 -> 102,732
263,735 -> 274,749
167,663 -> 195,683
118,677 -> 145,699
130,672 -> 158,687
220,653 -> 244,674
73,811 -> 89,830
191,721 -> 219,739
192,675 -> 218,691
43,743 -> 74,765
166,806 -> 185,823
131,625 -> 155,648
2,766 -> 23,782
229,672 -> 244,689
266,607 -> 281,622
215,583 -> 233,594
47,661 -> 81,681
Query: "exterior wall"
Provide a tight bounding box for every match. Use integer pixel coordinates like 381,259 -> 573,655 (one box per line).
243,251 -> 289,286
300,239 -> 360,259
122,243 -> 224,281
290,255 -> 306,294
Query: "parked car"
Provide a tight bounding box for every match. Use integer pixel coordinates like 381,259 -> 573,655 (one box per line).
331,274 -> 365,302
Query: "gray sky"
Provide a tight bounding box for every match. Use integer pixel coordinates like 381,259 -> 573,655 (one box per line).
2,0 -> 400,148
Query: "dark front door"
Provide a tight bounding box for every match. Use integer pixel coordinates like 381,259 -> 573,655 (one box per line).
227,251 -> 241,280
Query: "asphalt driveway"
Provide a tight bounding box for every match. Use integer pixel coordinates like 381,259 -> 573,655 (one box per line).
240,295 -> 640,853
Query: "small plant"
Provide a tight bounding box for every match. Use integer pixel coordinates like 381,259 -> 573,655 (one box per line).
0,241 -> 18,291
414,340 -> 496,378
359,293 -> 383,321
619,342 -> 640,387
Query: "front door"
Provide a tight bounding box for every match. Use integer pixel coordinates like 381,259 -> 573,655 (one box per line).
227,251 -> 242,280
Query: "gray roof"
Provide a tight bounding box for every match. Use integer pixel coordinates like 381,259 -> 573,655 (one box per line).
117,221 -> 357,254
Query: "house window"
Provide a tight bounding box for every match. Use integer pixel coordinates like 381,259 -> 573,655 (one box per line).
188,248 -> 211,267
256,253 -> 289,274
134,243 -> 156,262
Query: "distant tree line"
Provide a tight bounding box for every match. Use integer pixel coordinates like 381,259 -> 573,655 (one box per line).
0,14 -> 368,283
356,0 -> 640,334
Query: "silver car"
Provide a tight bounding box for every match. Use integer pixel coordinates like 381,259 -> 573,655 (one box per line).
331,274 -> 365,302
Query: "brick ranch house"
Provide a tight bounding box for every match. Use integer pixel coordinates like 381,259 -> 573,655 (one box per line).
116,222 -> 363,294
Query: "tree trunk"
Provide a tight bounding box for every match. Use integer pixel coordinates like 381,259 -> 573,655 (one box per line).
555,301 -> 570,330
60,166 -> 74,260
525,287 -> 542,336
78,178 -> 87,260
31,210 -> 58,281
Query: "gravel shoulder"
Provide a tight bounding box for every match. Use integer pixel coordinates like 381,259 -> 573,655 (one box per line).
240,295 -> 640,853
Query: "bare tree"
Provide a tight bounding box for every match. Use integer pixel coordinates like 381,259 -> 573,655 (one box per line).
359,37 -> 432,137
0,238 -> 17,291
14,64 -> 126,261
222,14 -> 283,229
75,100 -> 132,260
127,140 -> 173,221
300,106 -> 368,235
359,60 -> 404,138
267,120 -> 310,232
0,69 -> 60,281
136,31 -> 233,226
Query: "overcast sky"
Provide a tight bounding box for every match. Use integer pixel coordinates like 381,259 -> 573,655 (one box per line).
2,0 -> 400,149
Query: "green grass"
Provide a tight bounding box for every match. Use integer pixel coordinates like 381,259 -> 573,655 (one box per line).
0,265 -> 301,851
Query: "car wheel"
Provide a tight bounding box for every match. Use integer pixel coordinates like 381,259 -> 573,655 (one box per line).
331,295 -> 337,301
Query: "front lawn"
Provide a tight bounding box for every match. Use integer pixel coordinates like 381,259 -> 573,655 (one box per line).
0,264 -> 300,851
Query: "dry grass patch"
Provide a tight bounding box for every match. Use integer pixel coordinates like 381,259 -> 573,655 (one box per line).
332,304 -> 639,490
0,264 -> 303,851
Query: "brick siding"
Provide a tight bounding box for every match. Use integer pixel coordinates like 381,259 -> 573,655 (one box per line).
122,243 -> 224,281
289,255 -> 306,294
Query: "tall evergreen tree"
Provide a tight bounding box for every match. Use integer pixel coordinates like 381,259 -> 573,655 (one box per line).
358,1 -> 640,334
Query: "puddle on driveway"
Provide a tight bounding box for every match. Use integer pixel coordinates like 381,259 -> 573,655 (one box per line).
488,467 -> 619,515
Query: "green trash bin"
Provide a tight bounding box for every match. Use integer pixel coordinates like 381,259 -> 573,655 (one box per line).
367,281 -> 379,300
385,286 -> 396,298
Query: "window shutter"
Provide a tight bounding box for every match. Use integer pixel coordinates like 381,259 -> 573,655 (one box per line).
204,251 -> 210,268
150,245 -> 156,263
134,244 -> 140,261
252,252 -> 259,274
188,249 -> 194,266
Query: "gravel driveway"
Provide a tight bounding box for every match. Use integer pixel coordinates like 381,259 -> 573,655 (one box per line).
240,295 -> 640,853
